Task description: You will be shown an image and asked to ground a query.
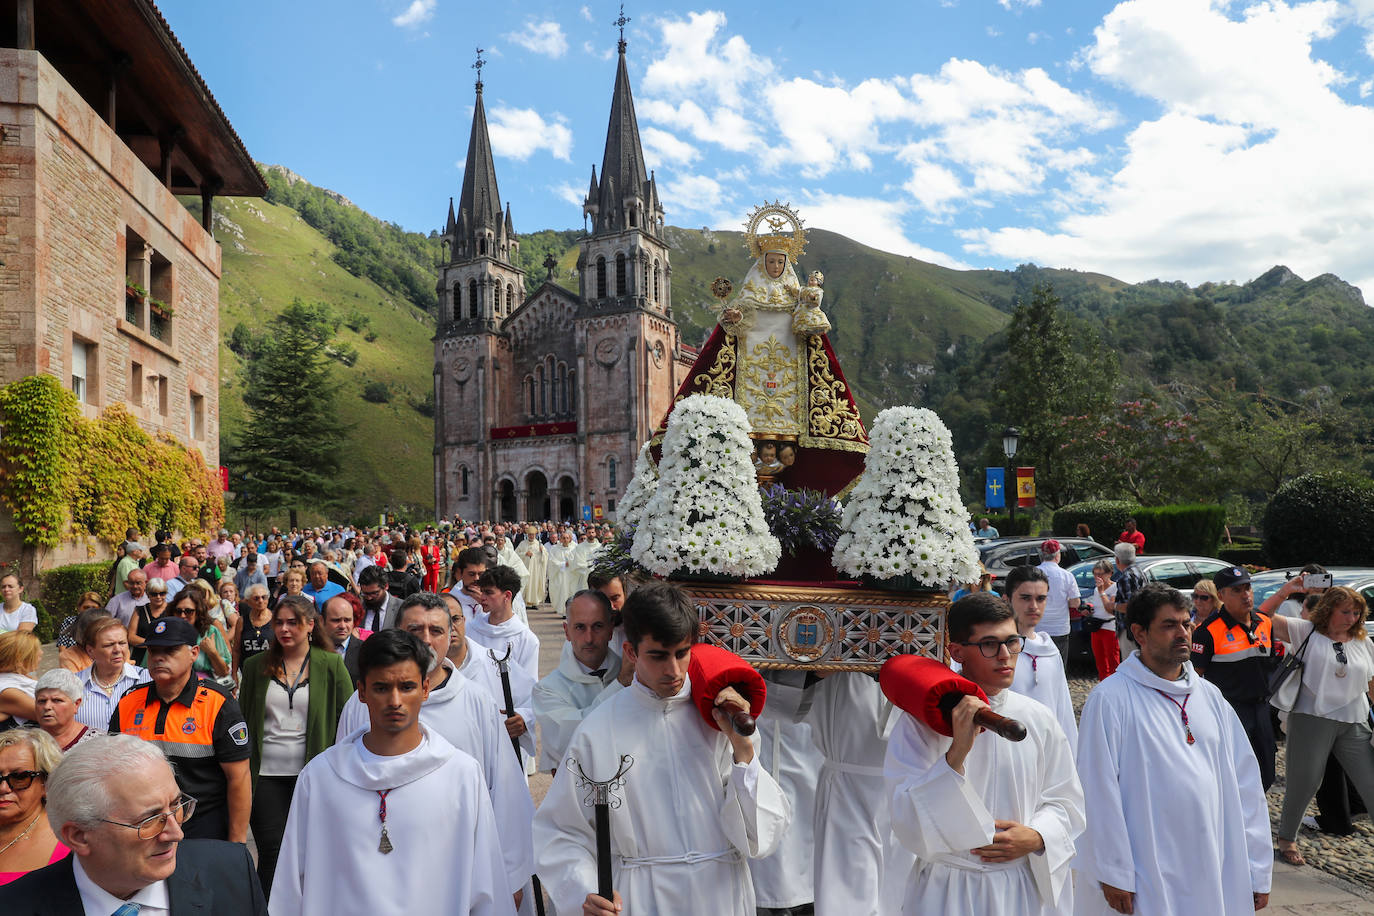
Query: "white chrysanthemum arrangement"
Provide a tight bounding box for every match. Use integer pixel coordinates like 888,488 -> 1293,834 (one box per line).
615,441 -> 658,532
833,406 -> 981,586
631,395 -> 781,578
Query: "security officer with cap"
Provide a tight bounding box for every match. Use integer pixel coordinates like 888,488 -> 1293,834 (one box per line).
109,615 -> 253,842
1191,565 -> 1277,788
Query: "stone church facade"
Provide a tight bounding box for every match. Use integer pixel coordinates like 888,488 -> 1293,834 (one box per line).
433,39 -> 693,523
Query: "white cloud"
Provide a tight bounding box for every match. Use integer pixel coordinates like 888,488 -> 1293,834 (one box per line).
579,6 -> 593,22
639,98 -> 763,154
659,172 -> 731,221
582,40 -> 614,61
763,77 -> 916,176
965,0 -> 1374,292
642,11 -> 772,107
487,107 -> 574,162
999,0 -> 1042,8
391,0 -> 435,28
552,182 -> 584,207
641,127 -> 700,165
799,192 -> 973,269
505,20 -> 568,58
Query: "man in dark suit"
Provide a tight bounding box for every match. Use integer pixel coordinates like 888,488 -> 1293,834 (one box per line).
357,564 -> 403,632
0,734 -> 266,914
323,593 -> 364,685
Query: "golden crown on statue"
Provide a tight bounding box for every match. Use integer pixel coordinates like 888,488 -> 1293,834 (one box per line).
744,201 -> 807,260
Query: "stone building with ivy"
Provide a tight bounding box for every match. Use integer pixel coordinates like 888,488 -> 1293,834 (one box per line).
0,0 -> 264,580
433,36 -> 695,523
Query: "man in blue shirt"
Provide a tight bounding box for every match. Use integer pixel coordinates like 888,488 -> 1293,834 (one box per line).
301,558 -> 344,605
974,517 -> 1000,539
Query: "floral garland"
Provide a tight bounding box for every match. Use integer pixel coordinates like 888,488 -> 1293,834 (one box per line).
615,441 -> 658,533
631,395 -> 780,578
833,405 -> 980,586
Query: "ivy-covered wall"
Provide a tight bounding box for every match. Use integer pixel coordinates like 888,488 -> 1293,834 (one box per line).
0,375 -> 224,549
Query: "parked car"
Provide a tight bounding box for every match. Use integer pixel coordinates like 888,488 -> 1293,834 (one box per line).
1063,554 -> 1234,672
977,537 -> 1113,595
1250,567 -> 1374,620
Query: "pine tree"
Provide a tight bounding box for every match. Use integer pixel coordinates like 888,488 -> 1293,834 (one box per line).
226,299 -> 350,518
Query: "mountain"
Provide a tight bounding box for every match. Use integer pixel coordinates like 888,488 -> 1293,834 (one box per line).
211,167 -> 1373,523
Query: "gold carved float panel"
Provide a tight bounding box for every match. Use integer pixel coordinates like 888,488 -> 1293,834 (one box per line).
681,582 -> 948,673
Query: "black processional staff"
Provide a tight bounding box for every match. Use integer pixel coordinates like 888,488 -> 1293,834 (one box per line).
570,754 -> 634,905
488,643 -> 548,916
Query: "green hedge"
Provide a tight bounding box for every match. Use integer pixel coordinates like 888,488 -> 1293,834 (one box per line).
1052,501 -> 1138,542
1263,473 -> 1374,567
1133,505 -> 1228,557
1056,501 -> 1229,556
1218,543 -> 1266,567
36,561 -> 112,643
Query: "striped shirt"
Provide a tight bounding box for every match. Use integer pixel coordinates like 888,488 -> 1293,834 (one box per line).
76,663 -> 149,731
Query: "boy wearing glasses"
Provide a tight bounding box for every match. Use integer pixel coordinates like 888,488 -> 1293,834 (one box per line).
885,592 -> 1084,916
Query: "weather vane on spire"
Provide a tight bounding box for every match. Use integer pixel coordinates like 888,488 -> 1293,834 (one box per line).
473,47 -> 486,91
614,5 -> 631,53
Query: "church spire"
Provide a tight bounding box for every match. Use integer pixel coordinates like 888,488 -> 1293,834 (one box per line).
586,9 -> 659,237
457,47 -> 504,242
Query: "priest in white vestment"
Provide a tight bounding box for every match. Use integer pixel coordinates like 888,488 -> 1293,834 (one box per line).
1005,566 -> 1079,751
533,590 -> 622,772
496,535 -> 531,600
534,581 -> 790,916
885,593 -> 1084,916
272,629 -> 512,915
749,670 -> 823,913
516,527 -> 548,606
336,596 -> 535,904
1076,585 -> 1271,916
545,530 -> 582,616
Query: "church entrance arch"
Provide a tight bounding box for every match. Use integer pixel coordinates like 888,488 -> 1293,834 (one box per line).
497,479 -> 517,523
526,470 -> 550,521
557,475 -> 577,522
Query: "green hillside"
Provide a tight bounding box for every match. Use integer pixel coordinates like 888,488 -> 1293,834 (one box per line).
208,167 -> 1373,524
211,193 -> 438,525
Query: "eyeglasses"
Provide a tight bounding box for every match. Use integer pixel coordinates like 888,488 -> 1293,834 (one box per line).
180,563 -> 199,570
1192,594 -> 1214,603
956,635 -> 1026,657
0,769 -> 43,791
148,590 -> 167,597
100,794 -> 197,840
1334,642 -> 1348,678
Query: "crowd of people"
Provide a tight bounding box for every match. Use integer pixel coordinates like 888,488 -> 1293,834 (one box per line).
0,518 -> 1369,915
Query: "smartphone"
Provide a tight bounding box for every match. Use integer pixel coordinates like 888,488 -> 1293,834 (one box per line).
1303,573 -> 1333,589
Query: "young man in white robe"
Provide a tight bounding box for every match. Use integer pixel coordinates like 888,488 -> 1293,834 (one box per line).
335,594 -> 535,911
469,565 -> 540,768
885,592 -> 1085,916
271,628 -> 512,915
495,534 -> 531,600
533,589 -> 622,773
1005,565 -> 1079,751
1075,584 -> 1271,916
534,581 -> 790,916
749,669 -> 824,916
516,527 -> 548,606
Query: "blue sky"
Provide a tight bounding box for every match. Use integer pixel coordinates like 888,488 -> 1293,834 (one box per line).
159,0 -> 1374,292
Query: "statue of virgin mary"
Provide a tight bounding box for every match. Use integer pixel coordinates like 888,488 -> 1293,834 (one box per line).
651,202 -> 868,498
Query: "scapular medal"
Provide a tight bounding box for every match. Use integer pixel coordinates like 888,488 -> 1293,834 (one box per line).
377,789 -> 394,854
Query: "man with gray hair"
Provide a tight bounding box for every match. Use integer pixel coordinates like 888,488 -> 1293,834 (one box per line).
1034,539 -> 1081,667
1112,541 -> 1145,662
0,734 -> 266,912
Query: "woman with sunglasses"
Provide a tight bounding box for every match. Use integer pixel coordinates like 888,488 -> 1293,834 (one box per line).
235,584 -> 276,677
239,595 -> 351,898
168,588 -> 232,683
128,577 -> 171,667
0,728 -> 67,884
1269,586 -> 1374,866
1189,579 -> 1222,626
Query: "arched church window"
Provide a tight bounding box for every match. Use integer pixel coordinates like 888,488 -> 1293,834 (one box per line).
452,283 -> 461,321
568,369 -> 577,413
608,457 -> 617,489
556,364 -> 566,415
596,257 -> 606,299
468,279 -> 478,317
629,207 -> 637,228
525,376 -> 535,415
480,236 -> 487,256
653,261 -> 661,302
506,284 -> 513,313
615,253 -> 627,296
492,283 -> 499,315
642,259 -> 649,296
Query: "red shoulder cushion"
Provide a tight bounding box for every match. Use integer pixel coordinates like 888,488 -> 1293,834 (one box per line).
879,655 -> 987,738
689,643 -> 766,732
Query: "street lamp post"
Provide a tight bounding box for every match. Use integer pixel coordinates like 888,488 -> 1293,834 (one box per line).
1002,427 -> 1019,532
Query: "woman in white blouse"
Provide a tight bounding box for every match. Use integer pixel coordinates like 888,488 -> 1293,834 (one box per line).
1271,586 -> 1374,866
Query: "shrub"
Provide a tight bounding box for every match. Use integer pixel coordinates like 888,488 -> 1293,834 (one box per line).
1263,472 -> 1374,567
1132,504 -> 1228,557
1219,543 -> 1266,567
1052,500 -> 1138,542
37,561 -> 111,643
981,513 -> 1034,536
361,381 -> 390,403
